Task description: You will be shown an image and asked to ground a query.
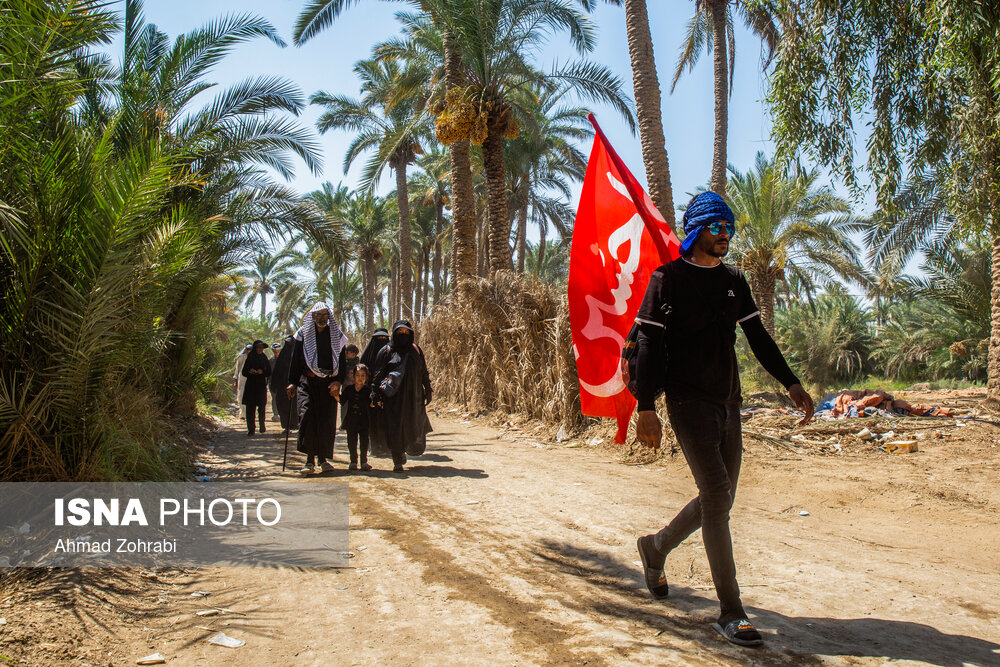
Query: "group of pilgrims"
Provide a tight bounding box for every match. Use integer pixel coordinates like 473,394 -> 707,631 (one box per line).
233,303 -> 433,474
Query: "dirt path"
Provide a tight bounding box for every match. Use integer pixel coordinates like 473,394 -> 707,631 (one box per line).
4,408 -> 1000,665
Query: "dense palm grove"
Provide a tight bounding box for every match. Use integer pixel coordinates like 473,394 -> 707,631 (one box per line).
1,0 -> 996,481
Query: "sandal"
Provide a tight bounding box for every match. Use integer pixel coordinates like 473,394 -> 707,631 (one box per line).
713,618 -> 763,647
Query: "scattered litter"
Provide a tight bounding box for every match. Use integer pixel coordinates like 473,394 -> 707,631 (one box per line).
189,591 -> 211,597
207,632 -> 245,648
460,420 -> 471,425
857,428 -> 872,441
564,442 -> 582,449
339,551 -> 356,559
822,436 -> 838,445
573,482 -> 584,486
334,585 -> 348,590
914,432 -> 928,440
195,625 -> 214,631
790,434 -> 806,442
136,653 -> 166,665
196,609 -> 219,617
356,546 -> 367,551
588,436 -> 604,446
449,408 -> 459,412
18,522 -> 29,535
196,467 -> 208,474
799,510 -> 810,516
195,476 -> 211,482
880,430 -> 895,441
886,440 -> 919,454
0,618 -> 6,624
464,500 -> 480,505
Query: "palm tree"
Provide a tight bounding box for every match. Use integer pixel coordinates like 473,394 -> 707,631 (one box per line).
505,85 -> 590,273
432,0 -> 635,275
236,251 -> 296,320
670,0 -> 779,195
344,193 -> 393,331
310,57 -> 427,319
587,0 -> 676,230
725,152 -> 865,335
415,148 -> 452,303
293,1 -> 481,293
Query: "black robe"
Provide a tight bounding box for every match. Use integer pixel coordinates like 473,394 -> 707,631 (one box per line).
371,343 -> 432,462
360,333 -> 390,457
241,350 -> 271,406
285,326 -> 346,459
269,336 -> 299,430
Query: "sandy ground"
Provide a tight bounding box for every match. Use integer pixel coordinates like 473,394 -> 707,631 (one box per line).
2,390 -> 1000,666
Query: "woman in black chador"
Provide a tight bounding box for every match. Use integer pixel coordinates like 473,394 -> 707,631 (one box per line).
241,340 -> 272,436
285,303 -> 347,474
360,328 -> 390,457
270,335 -> 299,433
371,320 -> 432,473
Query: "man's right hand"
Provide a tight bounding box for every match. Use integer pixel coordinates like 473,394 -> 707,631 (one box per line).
636,410 -> 662,449
286,384 -> 296,399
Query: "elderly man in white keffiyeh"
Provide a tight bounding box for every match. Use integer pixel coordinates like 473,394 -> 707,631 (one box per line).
284,303 -> 348,474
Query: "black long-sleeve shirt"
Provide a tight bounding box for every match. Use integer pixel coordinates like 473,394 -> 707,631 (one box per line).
634,259 -> 799,410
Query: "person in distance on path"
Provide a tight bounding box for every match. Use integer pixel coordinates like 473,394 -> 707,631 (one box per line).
633,191 -> 814,647
241,340 -> 272,437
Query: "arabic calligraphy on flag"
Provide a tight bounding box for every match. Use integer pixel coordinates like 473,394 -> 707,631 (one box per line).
568,115 -> 680,443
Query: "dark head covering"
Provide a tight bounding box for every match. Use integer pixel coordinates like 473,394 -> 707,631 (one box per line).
391,319 -> 414,352
271,342 -> 281,351
680,191 -> 735,254
361,328 -> 391,368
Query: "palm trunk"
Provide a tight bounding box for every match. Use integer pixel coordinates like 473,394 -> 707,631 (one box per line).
414,250 -> 423,321
515,201 -> 528,273
433,202 -> 443,303
388,262 -> 397,323
395,163 -> 413,320
444,32 -> 477,290
536,223 -> 546,276
710,1 -> 728,196
483,130 -> 511,275
363,252 -> 376,332
623,0 -> 676,232
423,246 -> 431,315
751,271 -> 777,336
477,212 -> 490,278
260,291 -> 266,321
985,231 -> 1000,409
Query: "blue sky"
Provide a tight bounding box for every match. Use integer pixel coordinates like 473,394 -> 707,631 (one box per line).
132,0 -> 831,212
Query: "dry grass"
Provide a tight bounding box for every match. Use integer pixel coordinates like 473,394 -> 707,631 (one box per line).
421,271 -> 586,431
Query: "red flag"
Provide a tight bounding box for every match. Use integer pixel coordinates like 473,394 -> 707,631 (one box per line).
568,114 -> 681,443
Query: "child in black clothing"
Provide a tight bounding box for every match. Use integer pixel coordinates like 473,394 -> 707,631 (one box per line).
340,363 -> 373,471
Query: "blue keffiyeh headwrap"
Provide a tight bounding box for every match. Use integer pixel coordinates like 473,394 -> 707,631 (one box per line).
680,191 -> 735,254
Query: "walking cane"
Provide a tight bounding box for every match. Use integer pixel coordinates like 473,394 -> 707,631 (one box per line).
282,387 -> 294,472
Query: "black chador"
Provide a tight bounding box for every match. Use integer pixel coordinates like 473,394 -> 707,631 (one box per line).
371,320 -> 432,471
285,303 -> 347,468
241,340 -> 272,436
270,335 -> 299,431
360,328 -> 390,457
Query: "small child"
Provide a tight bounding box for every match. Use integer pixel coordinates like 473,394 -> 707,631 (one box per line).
343,344 -> 360,385
340,363 -> 373,471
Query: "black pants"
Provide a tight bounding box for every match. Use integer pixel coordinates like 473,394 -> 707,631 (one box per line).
347,428 -> 369,466
245,402 -> 266,435
653,398 -> 744,618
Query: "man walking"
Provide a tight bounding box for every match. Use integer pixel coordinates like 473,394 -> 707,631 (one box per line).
285,303 -> 348,474
633,192 -> 814,647
234,343 -> 251,419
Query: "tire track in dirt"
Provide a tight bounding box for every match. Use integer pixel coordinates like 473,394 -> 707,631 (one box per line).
351,477 -> 815,667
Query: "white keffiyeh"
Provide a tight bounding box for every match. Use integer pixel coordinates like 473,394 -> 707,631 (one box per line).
294,302 -> 347,377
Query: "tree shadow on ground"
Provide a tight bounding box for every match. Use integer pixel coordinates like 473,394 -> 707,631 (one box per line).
530,539 -> 1000,667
